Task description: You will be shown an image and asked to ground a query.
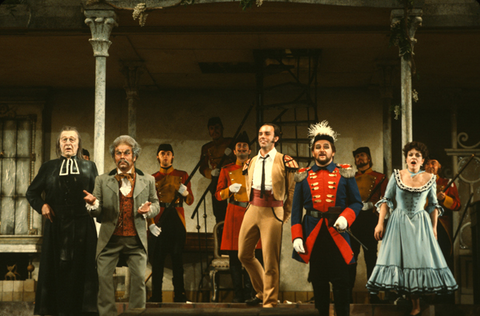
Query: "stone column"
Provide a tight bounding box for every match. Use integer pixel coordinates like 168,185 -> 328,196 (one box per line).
391,9 -> 422,155
120,61 -> 145,140
84,8 -> 117,175
376,61 -> 396,177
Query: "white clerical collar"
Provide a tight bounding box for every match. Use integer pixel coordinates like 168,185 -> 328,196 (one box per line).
59,156 -> 80,176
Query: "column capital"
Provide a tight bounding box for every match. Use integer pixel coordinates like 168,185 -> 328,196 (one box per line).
391,8 -> 423,46
84,9 -> 117,57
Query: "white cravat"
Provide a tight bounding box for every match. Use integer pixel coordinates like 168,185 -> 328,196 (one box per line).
118,168 -> 134,196
252,147 -> 276,192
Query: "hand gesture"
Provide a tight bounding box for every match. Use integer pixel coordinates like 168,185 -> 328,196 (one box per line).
334,216 -> 347,232
229,183 -> 242,194
149,224 -> 161,237
374,223 -> 384,241
83,190 -> 96,205
362,201 -> 373,211
138,202 -> 152,215
42,204 -> 55,223
437,192 -> 446,201
293,238 -> 305,254
178,184 -> 189,197
211,169 -> 220,177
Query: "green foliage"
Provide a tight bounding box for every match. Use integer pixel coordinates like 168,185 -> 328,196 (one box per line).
389,18 -> 413,62
240,0 -> 256,10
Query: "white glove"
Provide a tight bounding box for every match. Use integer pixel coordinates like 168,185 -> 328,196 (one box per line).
362,201 -> 374,211
178,183 -> 189,197
334,216 -> 348,232
211,168 -> 220,177
229,183 -> 242,193
293,238 -> 305,254
224,148 -> 232,156
149,224 -> 161,237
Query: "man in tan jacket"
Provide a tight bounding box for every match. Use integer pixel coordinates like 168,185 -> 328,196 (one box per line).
238,123 -> 298,308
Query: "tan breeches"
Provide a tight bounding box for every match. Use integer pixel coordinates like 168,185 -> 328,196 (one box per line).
238,204 -> 284,307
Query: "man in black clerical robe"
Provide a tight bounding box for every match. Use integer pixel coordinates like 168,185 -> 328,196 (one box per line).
26,126 -> 98,316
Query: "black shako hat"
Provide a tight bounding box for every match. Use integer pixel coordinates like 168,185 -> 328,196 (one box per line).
156,143 -> 174,156
234,131 -> 250,147
353,147 -> 371,158
207,117 -> 223,127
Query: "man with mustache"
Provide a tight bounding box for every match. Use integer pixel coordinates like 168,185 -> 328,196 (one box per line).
291,121 -> 362,316
84,135 -> 159,316
200,117 -> 235,223
26,126 -> 99,316
349,147 -> 387,304
147,143 -> 194,303
238,123 -> 298,308
425,158 -> 461,304
215,131 -> 258,302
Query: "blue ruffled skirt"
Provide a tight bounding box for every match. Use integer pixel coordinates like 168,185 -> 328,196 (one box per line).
366,208 -> 458,294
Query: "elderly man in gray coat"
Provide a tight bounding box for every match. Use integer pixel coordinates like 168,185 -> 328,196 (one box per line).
84,135 -> 159,316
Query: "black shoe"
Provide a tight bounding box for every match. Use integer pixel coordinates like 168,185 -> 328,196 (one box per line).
246,296 -> 262,306
232,296 -> 245,303
174,293 -> 187,302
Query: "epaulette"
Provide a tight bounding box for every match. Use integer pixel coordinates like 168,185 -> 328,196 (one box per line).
283,155 -> 299,170
337,163 -> 355,178
294,167 -> 310,183
242,158 -> 252,175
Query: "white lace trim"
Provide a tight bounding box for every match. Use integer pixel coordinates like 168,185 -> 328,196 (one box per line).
394,169 -> 435,193
85,199 -> 99,211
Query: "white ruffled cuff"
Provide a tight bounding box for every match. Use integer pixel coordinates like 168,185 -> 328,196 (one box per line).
86,199 -> 99,211
139,202 -> 150,219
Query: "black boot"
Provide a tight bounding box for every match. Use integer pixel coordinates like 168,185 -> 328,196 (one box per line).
231,265 -> 245,302
243,268 -> 254,301
333,288 -> 350,316
312,280 -> 330,316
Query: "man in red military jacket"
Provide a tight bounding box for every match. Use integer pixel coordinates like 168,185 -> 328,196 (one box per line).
349,147 -> 387,303
291,121 -> 362,316
425,158 -> 461,300
148,144 -> 194,303
215,131 -> 259,302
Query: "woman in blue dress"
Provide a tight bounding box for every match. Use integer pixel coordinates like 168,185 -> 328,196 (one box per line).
366,141 -> 458,316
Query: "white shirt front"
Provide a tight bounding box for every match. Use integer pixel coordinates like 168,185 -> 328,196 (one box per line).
117,167 -> 134,196
252,147 -> 277,192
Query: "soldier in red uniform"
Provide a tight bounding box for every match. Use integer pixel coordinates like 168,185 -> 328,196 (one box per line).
425,158 -> 461,304
200,117 -> 235,223
148,144 -> 194,303
215,131 -> 259,302
291,121 -> 362,316
349,147 -> 387,303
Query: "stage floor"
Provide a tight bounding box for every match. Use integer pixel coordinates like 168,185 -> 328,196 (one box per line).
116,302 -> 480,316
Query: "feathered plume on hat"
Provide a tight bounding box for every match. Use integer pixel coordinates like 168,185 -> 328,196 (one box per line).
308,120 -> 338,146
